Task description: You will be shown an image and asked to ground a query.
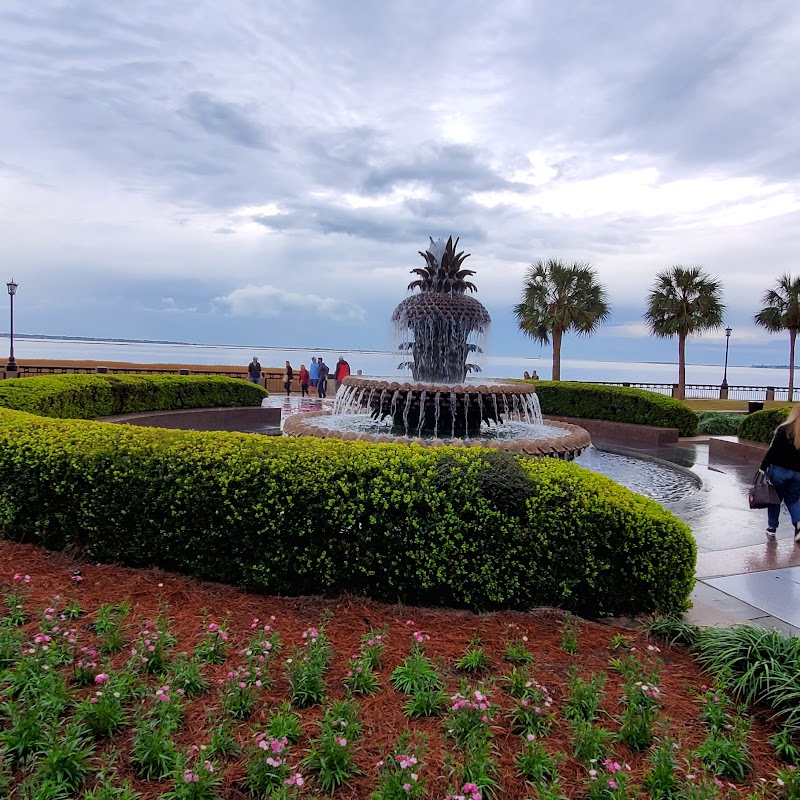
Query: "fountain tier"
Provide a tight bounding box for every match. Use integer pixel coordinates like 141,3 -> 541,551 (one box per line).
335,375 -> 544,438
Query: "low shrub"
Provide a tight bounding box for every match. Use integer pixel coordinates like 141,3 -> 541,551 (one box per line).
696,412 -> 743,436
738,407 -> 792,444
0,374 -> 266,419
0,407 -> 696,616
531,381 -> 698,436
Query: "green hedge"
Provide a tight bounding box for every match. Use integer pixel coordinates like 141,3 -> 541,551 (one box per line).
0,408 -> 695,616
0,374 -> 266,418
531,381 -> 698,437
739,407 -> 792,444
696,412 -> 743,436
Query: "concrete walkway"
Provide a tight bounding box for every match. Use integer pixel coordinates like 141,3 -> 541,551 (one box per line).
265,395 -> 800,635
596,436 -> 800,635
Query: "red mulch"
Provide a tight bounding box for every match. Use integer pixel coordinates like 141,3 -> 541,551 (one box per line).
0,539 -> 785,798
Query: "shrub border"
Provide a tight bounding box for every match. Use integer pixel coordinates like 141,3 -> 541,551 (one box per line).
0,375 -> 697,616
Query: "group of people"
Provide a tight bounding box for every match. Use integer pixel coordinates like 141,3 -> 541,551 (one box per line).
247,355 -> 353,398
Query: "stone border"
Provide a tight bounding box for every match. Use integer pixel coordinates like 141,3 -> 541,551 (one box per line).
341,375 -> 536,395
545,415 -> 679,446
282,410 -> 591,458
707,436 -> 767,465
101,406 -> 282,432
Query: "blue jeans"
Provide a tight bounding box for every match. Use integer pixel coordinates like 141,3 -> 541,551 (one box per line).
766,465 -> 800,529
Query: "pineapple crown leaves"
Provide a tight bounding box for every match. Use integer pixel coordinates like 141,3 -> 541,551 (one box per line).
407,236 -> 477,294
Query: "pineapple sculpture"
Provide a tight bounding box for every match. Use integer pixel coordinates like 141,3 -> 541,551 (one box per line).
392,236 -> 491,384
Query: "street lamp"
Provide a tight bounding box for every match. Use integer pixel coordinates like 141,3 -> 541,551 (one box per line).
721,325 -> 732,389
6,280 -> 17,373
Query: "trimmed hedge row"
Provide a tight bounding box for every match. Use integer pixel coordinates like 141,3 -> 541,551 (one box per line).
0,374 -> 266,418
739,406 -> 792,444
531,381 -> 698,437
696,412 -> 743,436
0,408 -> 695,615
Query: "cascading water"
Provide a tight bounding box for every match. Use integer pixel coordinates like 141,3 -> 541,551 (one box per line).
283,236 -> 591,458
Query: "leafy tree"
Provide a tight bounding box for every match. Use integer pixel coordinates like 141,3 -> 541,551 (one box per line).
754,274 -> 800,401
513,259 -> 610,381
644,266 -> 725,400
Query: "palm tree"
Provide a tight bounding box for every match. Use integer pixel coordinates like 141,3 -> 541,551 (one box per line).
513,259 -> 610,381
754,275 -> 800,401
644,266 -> 725,400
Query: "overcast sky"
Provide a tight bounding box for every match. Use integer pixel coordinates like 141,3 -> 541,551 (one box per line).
1,0 -> 799,369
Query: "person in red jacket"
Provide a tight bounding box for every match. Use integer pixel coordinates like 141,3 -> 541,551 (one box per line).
334,356 -> 351,394
298,364 -> 310,397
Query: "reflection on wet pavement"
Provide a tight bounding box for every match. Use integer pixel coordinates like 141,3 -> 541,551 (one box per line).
593,437 -> 800,631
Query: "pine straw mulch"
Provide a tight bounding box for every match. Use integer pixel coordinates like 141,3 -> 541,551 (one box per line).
0,539 -> 785,798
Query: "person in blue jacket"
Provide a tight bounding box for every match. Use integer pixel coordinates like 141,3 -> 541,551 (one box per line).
309,357 -> 319,395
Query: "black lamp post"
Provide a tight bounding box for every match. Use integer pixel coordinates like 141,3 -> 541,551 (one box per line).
721,325 -> 732,389
6,280 -> 17,373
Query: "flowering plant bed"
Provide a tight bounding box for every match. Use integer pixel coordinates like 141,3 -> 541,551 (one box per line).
0,540 -> 796,799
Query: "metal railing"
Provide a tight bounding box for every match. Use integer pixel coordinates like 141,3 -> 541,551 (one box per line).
586,381 -> 792,401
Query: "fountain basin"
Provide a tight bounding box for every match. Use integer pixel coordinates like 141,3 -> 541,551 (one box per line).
283,410 -> 591,458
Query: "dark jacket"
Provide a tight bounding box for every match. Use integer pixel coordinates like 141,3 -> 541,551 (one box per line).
248,360 -> 261,378
761,425 -> 800,472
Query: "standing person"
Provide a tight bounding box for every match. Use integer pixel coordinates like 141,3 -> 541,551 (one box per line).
299,364 -> 310,397
283,361 -> 294,397
523,371 -> 531,380
247,356 -> 262,385
309,357 -> 319,395
334,356 -> 351,393
531,370 -> 539,380
317,358 -> 330,399
760,404 -> 800,542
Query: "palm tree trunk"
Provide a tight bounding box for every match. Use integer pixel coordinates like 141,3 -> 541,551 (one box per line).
790,328 -> 797,402
552,327 -> 562,381
677,332 -> 686,400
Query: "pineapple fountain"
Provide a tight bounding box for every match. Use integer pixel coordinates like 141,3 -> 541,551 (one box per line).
283,237 -> 591,457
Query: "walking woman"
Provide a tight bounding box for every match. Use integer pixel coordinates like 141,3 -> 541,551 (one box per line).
283,361 -> 294,397
760,404 -> 800,543
299,364 -> 310,397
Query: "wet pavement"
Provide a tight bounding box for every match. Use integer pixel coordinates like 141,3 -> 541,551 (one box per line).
597,436 -> 800,635
264,396 -> 800,634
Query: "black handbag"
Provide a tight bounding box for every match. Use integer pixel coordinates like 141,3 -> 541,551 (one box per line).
748,470 -> 780,509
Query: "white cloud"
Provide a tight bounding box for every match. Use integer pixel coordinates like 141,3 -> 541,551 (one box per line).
214,284 -> 366,323
157,297 -> 198,314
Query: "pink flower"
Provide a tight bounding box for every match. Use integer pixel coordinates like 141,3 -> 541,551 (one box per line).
94,673 -> 109,684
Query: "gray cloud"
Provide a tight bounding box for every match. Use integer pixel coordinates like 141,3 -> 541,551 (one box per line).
182,92 -> 271,150
1,0 -> 799,364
